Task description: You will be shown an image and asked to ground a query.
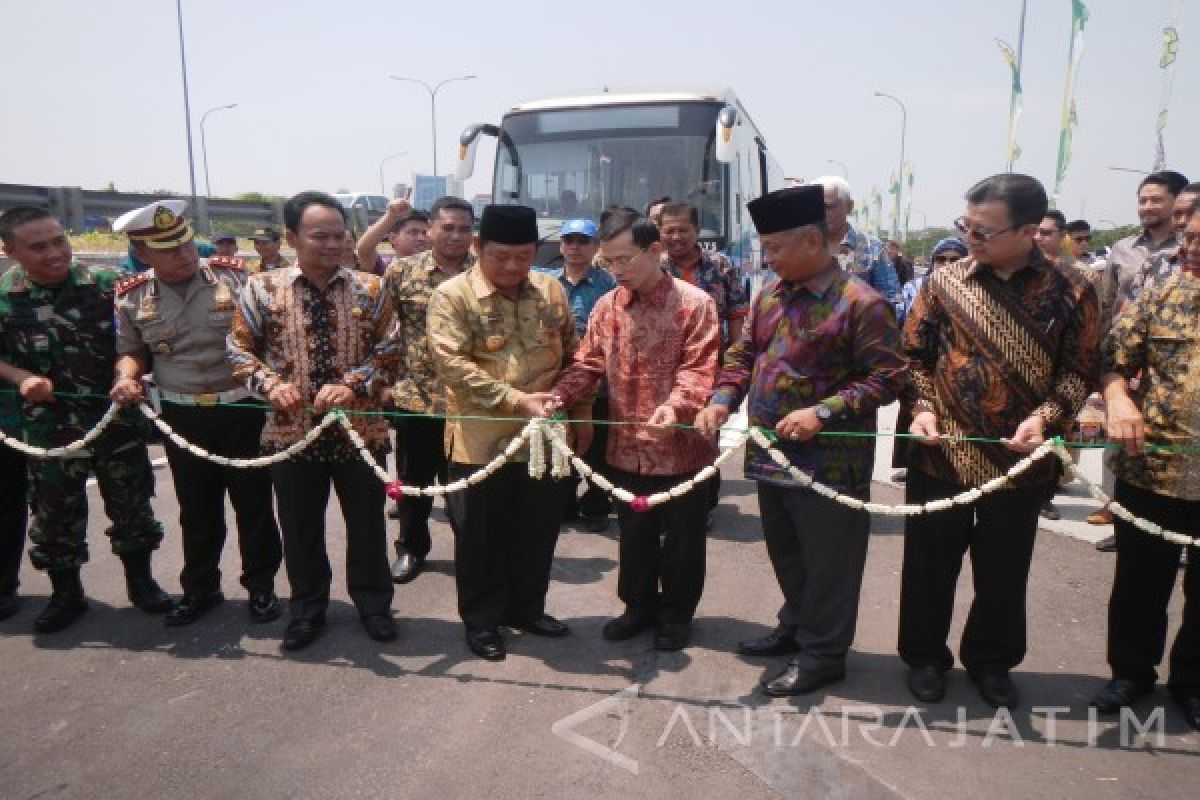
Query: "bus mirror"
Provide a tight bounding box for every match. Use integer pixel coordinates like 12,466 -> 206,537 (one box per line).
455,123 -> 499,181
715,106 -> 738,163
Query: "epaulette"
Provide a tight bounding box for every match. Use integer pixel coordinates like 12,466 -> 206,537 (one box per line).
207,255 -> 246,271
115,272 -> 152,296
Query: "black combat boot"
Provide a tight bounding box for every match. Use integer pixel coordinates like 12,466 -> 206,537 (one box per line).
120,551 -> 173,613
34,568 -> 88,633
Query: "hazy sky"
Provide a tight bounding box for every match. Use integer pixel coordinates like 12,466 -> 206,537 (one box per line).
1,0 -> 1194,228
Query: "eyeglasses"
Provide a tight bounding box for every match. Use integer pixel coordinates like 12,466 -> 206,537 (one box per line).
605,249 -> 647,268
932,254 -> 960,264
953,217 -> 1016,242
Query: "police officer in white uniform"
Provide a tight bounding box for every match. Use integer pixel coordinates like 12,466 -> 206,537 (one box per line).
110,200 -> 283,626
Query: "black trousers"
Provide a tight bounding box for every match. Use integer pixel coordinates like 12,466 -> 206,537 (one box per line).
161,402 -> 281,596
758,481 -> 870,670
898,469 -> 1045,675
563,396 -> 612,520
446,462 -> 563,630
391,411 -> 447,558
0,443 -> 28,596
270,454 -> 393,622
1107,480 -> 1200,695
611,468 -> 708,624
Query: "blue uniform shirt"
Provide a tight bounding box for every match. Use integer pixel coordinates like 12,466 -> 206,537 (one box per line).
534,264 -> 617,336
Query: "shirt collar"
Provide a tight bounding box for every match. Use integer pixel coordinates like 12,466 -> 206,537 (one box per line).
965,245 -> 1047,279
423,249 -> 474,275
290,265 -> 352,290
468,264 -> 530,300
772,261 -> 843,299
617,269 -> 672,308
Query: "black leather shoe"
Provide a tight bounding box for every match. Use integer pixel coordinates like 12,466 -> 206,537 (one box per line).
761,661 -> 845,697
1095,535 -> 1117,553
33,594 -> 88,634
164,591 -> 225,627
738,626 -> 800,657
654,622 -> 691,651
974,672 -> 1019,709
466,627 -> 506,661
248,591 -> 281,623
391,550 -> 424,584
503,613 -> 569,638
0,593 -> 18,621
1091,678 -> 1152,713
281,617 -> 325,652
361,613 -> 398,642
602,611 -> 655,641
121,552 -> 173,614
907,666 -> 947,703
1173,693 -> 1200,731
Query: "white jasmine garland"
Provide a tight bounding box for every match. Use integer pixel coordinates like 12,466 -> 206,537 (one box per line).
2,403 -> 1192,548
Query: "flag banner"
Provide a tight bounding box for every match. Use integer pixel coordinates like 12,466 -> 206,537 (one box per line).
997,38 -> 1024,166
1153,17 -> 1181,170
1054,0 -> 1089,204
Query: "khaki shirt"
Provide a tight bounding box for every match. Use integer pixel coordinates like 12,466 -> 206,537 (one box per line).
383,249 -> 476,414
249,255 -> 291,274
428,266 -> 584,464
114,260 -> 246,394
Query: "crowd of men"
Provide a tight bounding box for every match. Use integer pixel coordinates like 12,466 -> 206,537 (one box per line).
0,166 -> 1197,731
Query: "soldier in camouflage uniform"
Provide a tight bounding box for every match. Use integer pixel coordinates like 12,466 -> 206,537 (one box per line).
0,381 -> 27,621
0,206 -> 171,633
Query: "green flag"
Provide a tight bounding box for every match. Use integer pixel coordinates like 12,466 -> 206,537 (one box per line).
1053,1 -> 1089,205
997,39 -> 1023,166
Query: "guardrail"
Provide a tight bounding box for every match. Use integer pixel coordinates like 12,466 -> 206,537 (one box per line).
0,183 -> 377,234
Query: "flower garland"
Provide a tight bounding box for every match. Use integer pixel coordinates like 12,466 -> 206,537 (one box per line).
337,413 -> 538,499
1,403 -> 1196,549
540,423 -> 747,510
0,402 -> 122,459
138,402 -> 340,467
1054,440 -> 1198,549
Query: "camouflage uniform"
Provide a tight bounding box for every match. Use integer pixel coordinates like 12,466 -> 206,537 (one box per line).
0,262 -> 162,571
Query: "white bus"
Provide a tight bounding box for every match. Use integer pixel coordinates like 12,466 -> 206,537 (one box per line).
455,88 -> 785,269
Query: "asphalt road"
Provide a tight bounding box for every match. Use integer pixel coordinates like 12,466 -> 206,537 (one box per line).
1,429 -> 1197,799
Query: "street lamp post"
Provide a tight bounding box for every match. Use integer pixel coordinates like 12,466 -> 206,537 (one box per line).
200,103 -> 238,198
389,74 -> 476,177
825,159 -> 849,179
174,0 -> 198,212
379,151 -> 409,196
874,91 -> 907,242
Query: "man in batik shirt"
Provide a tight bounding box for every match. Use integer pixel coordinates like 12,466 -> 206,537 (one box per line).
551,209 -> 719,652
900,174 -> 1100,710
696,186 -> 904,697
1090,205 -> 1200,732
228,191 -> 400,653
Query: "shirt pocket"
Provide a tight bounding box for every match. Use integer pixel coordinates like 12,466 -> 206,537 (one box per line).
3,315 -> 52,370
1147,331 -> 1194,380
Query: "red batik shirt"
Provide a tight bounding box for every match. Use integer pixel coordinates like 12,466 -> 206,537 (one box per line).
553,272 -> 720,476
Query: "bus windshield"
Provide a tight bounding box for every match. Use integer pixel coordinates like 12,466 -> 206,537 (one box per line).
492,102 -> 725,236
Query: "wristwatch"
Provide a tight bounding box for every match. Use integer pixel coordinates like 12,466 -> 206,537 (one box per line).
814,403 -> 833,423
